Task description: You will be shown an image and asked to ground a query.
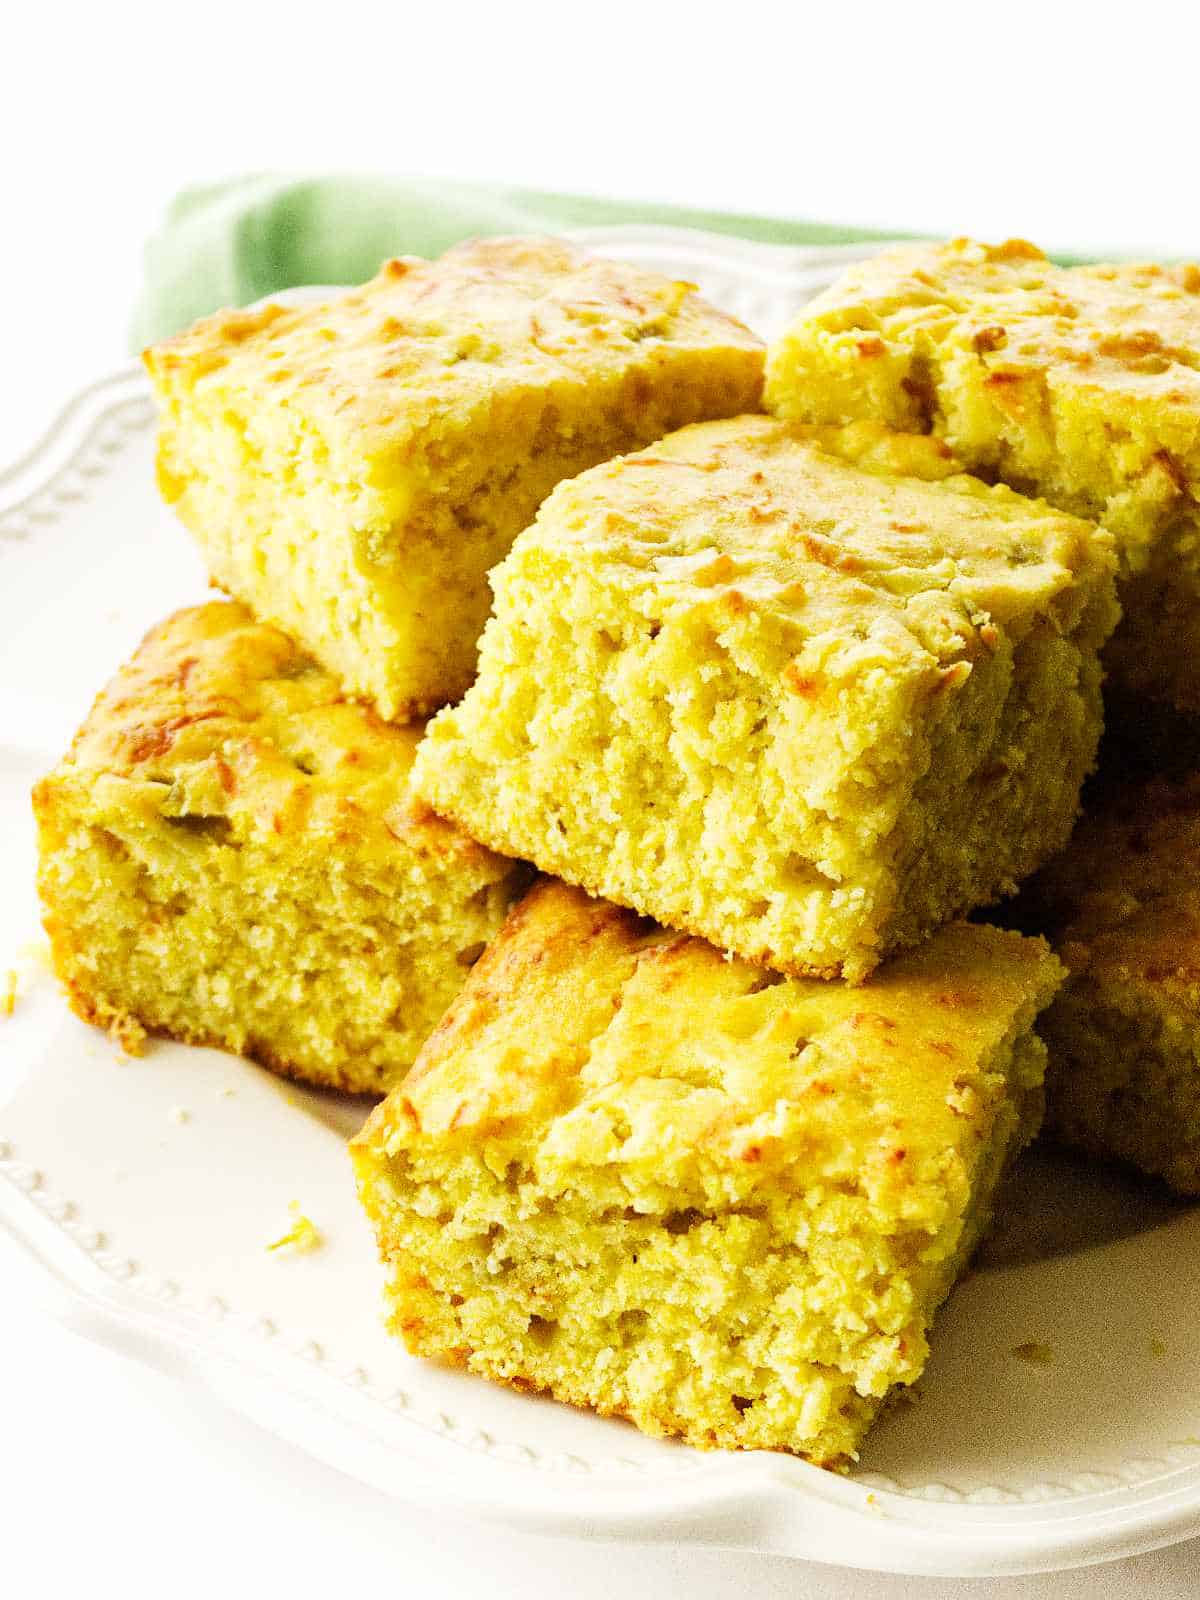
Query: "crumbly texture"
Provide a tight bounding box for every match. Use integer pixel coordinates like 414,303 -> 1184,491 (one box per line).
1019,773 -> 1200,1194
145,237 -> 764,720
352,880 -> 1061,1466
764,236 -> 1200,709
413,415 -> 1117,981
33,603 -> 527,1094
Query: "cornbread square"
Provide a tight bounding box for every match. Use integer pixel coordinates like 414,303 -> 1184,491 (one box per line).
33,603 -> 526,1094
145,237 -> 764,720
413,415 -> 1118,981
352,880 -> 1061,1465
1021,773 -> 1200,1194
765,237 -> 1200,709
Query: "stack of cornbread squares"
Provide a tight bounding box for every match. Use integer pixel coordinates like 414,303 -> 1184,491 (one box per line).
32,232 -> 1200,1468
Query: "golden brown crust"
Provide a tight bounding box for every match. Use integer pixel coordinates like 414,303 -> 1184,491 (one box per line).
529,415 -> 1110,654
364,879 -> 1061,1199
62,600 -> 496,866
35,602 -> 524,1097
1028,772 -> 1200,1017
769,238 -> 1200,428
354,880 -> 1057,1461
144,236 -> 764,454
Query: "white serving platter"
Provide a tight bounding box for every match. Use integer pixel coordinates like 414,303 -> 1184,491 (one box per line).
2,225 -> 1199,1578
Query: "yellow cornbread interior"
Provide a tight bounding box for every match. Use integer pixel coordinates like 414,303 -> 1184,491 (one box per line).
1023,773 -> 1200,1193
353,882 -> 1060,1465
33,603 -> 524,1093
414,416 -> 1117,980
146,238 -> 764,720
764,237 -> 1200,709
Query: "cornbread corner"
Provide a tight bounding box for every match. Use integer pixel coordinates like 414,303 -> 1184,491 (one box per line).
413,414 -> 1118,981
33,602 -> 526,1094
765,236 -> 1200,710
352,879 -> 1062,1466
1020,772 -> 1200,1194
144,236 -> 765,720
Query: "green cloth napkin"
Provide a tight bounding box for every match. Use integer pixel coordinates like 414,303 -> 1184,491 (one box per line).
131,174 -> 919,351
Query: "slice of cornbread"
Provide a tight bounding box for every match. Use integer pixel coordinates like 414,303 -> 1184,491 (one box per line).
413,415 -> 1118,981
352,879 -> 1062,1465
144,237 -> 764,720
33,603 -> 526,1094
765,237 -> 1200,709
1020,773 -> 1200,1194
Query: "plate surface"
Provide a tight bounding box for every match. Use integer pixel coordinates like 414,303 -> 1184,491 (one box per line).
2,225 -> 1199,1577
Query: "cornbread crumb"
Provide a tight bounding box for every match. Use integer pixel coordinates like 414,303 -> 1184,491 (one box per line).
1020,771 -> 1200,1193
766,237 -> 1200,710
34,602 -> 526,1094
1,942 -> 55,1018
146,237 -> 764,719
414,415 -> 1116,980
1011,1342 -> 1055,1365
108,1012 -> 147,1057
168,1105 -> 191,1126
353,880 -> 1061,1465
267,1203 -> 324,1255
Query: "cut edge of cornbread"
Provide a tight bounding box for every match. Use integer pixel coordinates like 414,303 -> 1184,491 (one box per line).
413,416 -> 1118,981
1021,772 -> 1200,1194
33,603 -> 527,1094
1099,512 -> 1200,712
1039,983 -> 1200,1196
353,881 -> 1062,1466
146,238 -> 766,720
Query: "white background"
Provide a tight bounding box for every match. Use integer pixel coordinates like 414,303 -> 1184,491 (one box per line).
3,5 -> 1198,1595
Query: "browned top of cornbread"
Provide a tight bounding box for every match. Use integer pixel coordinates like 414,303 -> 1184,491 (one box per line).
143,236 -> 764,449
792,238 -> 1200,407
365,880 -> 1061,1218
64,601 -> 499,861
1028,774 -> 1200,1017
525,414 -> 1111,658
768,239 -> 1200,523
